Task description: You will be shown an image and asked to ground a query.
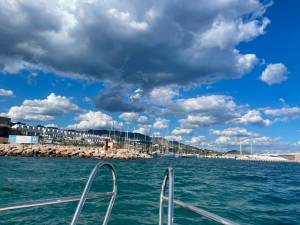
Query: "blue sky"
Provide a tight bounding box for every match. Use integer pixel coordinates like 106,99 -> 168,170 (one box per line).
0,0 -> 299,152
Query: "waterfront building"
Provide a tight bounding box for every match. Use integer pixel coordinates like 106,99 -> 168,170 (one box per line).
11,123 -> 108,145
0,116 -> 11,143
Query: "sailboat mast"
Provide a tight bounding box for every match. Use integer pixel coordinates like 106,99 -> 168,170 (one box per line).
239,138 -> 242,155
126,125 -> 129,150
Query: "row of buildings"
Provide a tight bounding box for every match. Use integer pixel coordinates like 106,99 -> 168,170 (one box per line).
0,116 -> 200,154
0,117 -> 175,152
0,116 -> 110,145
0,117 -> 154,152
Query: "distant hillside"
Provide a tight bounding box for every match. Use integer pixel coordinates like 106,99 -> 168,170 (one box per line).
87,129 -> 211,153
87,129 -> 151,141
226,150 -> 250,155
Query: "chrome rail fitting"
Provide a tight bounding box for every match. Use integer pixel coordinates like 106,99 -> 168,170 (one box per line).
0,162 -> 117,225
158,167 -> 239,225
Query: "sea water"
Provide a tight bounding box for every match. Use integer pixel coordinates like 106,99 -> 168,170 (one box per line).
0,157 -> 299,225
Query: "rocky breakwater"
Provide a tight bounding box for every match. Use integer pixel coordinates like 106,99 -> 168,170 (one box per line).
0,144 -> 152,160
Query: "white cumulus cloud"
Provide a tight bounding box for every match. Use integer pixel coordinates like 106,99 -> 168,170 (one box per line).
119,112 -> 149,125
0,88 -> 14,97
119,112 -> 139,122
153,118 -> 169,129
149,86 -> 179,105
210,127 -> 258,138
172,128 -> 193,136
170,95 -> 237,114
170,95 -> 271,128
211,127 -> 275,146
3,93 -> 82,121
133,125 -> 151,135
68,111 -> 122,130
260,63 -> 288,85
263,107 -> 300,117
137,115 -> 149,124
188,136 -> 207,146
179,114 -> 218,128
234,110 -> 271,127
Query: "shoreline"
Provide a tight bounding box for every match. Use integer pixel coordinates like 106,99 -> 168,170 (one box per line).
1,144 -> 299,163
0,144 -> 152,160
198,154 -> 300,163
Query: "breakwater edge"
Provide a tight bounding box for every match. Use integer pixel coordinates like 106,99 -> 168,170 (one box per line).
0,144 -> 151,159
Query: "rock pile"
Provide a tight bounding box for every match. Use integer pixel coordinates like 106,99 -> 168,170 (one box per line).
0,144 -> 152,160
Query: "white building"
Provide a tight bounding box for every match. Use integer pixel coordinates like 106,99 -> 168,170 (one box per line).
11,124 -> 108,145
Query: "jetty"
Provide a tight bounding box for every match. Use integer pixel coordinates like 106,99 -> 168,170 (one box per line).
0,144 -> 151,160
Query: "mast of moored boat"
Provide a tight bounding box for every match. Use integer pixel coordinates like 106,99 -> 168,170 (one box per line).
239,138 -> 242,155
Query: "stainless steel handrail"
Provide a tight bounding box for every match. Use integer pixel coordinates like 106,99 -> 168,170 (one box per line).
0,162 -> 117,225
159,167 -> 174,225
0,193 -> 113,212
158,167 -> 239,225
71,162 -> 117,225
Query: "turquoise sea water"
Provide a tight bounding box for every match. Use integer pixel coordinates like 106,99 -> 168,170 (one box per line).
0,157 -> 299,225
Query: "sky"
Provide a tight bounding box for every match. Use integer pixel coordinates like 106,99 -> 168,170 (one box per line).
0,0 -> 300,153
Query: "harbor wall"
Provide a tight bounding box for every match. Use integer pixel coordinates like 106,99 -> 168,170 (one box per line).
0,144 -> 152,160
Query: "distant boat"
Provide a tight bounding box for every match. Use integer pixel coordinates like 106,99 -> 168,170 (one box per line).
175,153 -> 197,158
152,151 -> 175,157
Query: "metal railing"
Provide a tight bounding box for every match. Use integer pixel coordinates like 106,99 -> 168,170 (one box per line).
158,167 -> 239,225
0,162 -> 117,225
